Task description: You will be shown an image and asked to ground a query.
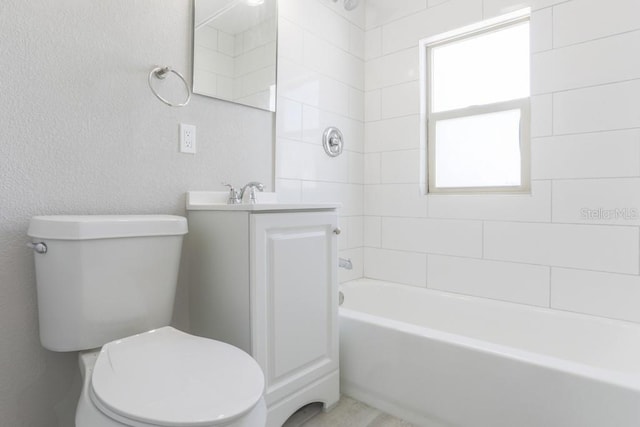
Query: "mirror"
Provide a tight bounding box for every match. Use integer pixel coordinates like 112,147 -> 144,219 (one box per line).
193,0 -> 277,112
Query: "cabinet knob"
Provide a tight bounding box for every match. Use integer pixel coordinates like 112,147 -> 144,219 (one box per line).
333,228 -> 341,235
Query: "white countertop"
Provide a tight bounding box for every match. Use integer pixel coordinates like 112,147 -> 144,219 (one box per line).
186,191 -> 340,211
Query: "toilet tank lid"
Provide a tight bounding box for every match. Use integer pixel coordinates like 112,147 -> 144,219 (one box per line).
27,215 -> 188,240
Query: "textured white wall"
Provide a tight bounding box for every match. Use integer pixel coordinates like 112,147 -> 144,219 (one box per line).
0,0 -> 273,425
364,0 -> 640,323
275,0 -> 365,283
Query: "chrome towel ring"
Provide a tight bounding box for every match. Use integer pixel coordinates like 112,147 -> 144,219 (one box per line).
148,66 -> 192,107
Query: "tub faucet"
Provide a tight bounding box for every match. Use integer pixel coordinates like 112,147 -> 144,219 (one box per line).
339,257 -> 352,270
239,181 -> 264,204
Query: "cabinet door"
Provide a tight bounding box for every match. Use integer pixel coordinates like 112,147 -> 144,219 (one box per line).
251,211 -> 338,405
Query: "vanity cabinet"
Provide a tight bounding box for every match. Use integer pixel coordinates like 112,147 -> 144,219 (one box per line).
187,202 -> 339,427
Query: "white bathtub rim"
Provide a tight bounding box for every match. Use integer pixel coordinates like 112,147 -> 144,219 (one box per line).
339,305 -> 640,392
341,278 -> 640,370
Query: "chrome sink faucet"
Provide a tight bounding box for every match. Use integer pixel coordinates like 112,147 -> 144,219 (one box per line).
240,181 -> 264,204
223,182 -> 264,204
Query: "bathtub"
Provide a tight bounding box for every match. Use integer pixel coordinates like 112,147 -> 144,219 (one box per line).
339,278 -> 640,427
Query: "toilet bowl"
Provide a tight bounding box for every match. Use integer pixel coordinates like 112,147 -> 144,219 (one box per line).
27,215 -> 266,427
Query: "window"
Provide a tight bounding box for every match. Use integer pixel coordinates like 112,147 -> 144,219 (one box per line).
420,10 -> 531,194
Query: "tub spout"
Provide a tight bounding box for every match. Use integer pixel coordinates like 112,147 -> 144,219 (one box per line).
339,257 -> 352,270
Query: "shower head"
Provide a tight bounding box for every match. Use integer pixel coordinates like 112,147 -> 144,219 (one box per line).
332,0 -> 359,11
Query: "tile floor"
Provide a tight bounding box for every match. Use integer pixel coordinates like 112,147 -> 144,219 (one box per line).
283,396 -> 415,427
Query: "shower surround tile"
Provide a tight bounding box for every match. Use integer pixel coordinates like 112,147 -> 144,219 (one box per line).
552,178 -> 640,226
363,152 -> 381,184
380,0 -> 482,54
427,181 -> 551,222
365,47 -> 419,90
364,184 -> 427,217
532,29 -> 640,95
381,217 -> 483,258
484,222 -> 639,274
428,255 -> 550,306
380,81 -> 420,119
365,115 -> 420,152
553,79 -> 640,135
365,27 -> 382,60
277,0 -> 365,275
551,268 -> 640,324
380,150 -> 421,184
364,90 -> 381,122
279,0 -> 640,325
363,216 -> 381,247
530,7 -> 552,53
364,247 -> 427,287
365,0 -> 427,30
531,130 -> 640,180
553,0 -> 640,47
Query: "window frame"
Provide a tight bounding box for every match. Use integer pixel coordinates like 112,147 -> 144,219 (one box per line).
419,9 -> 531,195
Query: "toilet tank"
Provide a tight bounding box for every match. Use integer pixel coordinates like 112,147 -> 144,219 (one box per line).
27,215 -> 188,352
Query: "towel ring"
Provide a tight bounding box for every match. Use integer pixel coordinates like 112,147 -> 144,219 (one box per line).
148,66 -> 192,107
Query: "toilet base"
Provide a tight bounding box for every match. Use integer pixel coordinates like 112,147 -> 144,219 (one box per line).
266,369 -> 340,427
76,350 -> 267,427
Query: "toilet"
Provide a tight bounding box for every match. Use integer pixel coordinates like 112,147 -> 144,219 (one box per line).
27,215 -> 266,427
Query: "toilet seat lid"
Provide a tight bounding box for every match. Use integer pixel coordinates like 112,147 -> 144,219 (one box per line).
91,327 -> 264,427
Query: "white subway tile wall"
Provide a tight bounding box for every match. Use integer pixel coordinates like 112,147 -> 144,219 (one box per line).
361,0 -> 640,323
277,0 -> 640,324
531,130 -> 640,179
530,93 -> 553,137
364,247 -> 428,287
366,115 -> 421,152
552,178 -> 640,226
427,180 -> 552,222
529,7 -> 552,53
551,268 -> 640,323
364,184 -> 427,217
380,0 -> 482,54
553,80 -> 640,135
483,221 -> 639,274
276,0 -> 365,272
552,0 -> 640,48
427,255 -> 550,306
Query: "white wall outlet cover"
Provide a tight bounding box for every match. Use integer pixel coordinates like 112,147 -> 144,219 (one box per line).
180,123 -> 196,154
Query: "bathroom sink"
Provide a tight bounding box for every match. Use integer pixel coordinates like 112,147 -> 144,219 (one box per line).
186,191 -> 340,211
